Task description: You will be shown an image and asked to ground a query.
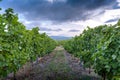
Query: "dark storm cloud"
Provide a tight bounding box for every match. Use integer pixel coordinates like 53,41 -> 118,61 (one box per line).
1,0 -> 116,22
69,29 -> 80,32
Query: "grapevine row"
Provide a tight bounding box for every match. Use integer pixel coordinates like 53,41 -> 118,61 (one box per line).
0,8 -> 56,77
63,21 -> 120,80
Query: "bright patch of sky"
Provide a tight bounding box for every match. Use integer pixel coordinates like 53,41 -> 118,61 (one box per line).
47,0 -> 54,3
47,0 -> 66,3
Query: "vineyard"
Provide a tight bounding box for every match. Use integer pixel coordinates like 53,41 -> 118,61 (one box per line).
0,8 -> 120,80
63,21 -> 120,80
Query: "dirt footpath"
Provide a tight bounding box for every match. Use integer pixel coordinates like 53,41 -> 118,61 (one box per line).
6,46 -> 100,80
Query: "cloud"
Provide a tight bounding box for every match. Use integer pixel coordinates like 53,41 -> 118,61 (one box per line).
112,0 -> 120,9
1,0 -> 116,22
40,27 -> 62,31
105,18 -> 119,23
1,0 -> 119,37
69,29 -> 80,32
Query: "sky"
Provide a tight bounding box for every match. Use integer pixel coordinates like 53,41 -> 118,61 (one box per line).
0,0 -> 120,37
